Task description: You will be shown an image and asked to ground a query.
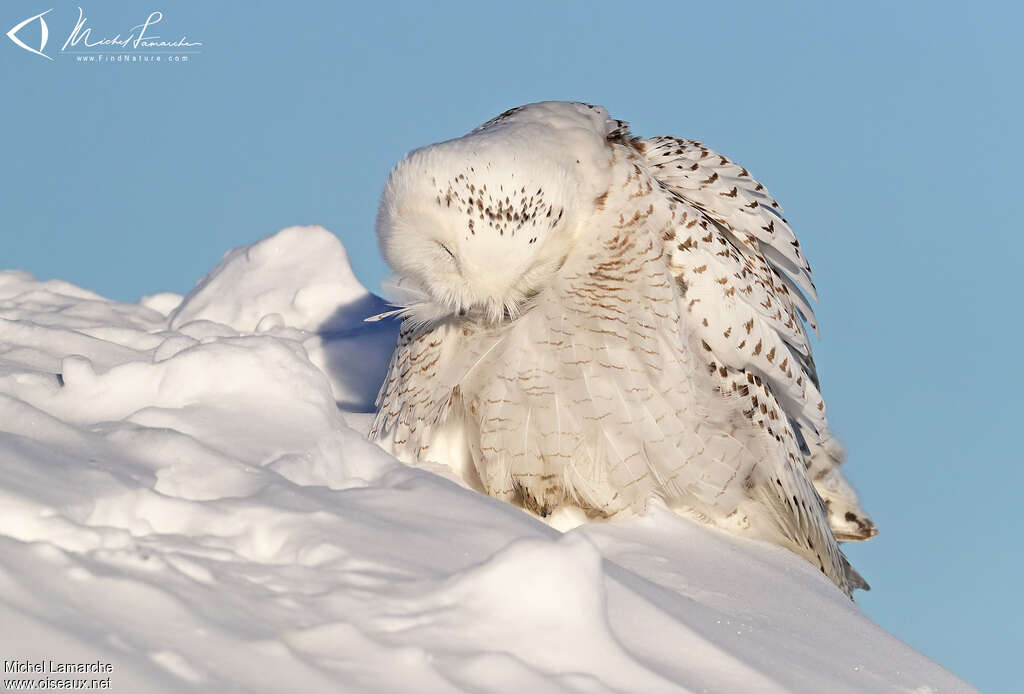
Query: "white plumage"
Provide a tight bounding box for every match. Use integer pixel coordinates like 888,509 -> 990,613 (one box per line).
371,101 -> 875,596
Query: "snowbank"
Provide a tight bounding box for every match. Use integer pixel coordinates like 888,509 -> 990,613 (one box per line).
0,226 -> 974,693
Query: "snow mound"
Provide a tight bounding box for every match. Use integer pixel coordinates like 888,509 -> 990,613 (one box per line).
169,225 -> 362,333
0,227 -> 974,693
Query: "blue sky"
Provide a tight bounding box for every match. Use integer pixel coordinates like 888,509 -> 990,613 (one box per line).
2,1 -> 1020,690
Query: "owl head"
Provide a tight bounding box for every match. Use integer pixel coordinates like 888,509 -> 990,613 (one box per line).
376,102 -> 619,324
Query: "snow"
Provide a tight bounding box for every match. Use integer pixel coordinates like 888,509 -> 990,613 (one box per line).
0,225 -> 973,693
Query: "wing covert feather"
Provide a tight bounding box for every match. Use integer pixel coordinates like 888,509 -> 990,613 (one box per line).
643,136 -> 817,303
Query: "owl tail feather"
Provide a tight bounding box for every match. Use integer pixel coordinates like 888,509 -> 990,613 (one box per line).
750,467 -> 857,599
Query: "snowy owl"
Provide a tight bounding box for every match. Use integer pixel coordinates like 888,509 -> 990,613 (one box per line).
370,101 -> 876,596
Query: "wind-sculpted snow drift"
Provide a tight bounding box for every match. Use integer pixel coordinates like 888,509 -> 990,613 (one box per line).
0,226 -> 973,693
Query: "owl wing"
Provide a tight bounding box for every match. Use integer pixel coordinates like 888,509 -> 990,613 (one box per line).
645,136 -> 826,440
643,136 -> 877,542
463,174 -> 858,594
644,137 -> 817,306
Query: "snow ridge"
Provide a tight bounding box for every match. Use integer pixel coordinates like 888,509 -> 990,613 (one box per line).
0,226 -> 973,693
